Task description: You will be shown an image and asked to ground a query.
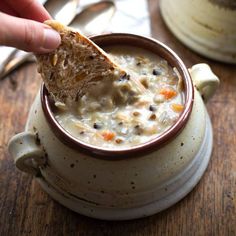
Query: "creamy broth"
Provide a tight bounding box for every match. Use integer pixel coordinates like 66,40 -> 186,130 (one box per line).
54,46 -> 184,148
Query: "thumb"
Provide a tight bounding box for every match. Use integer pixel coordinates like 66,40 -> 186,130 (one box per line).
0,12 -> 61,53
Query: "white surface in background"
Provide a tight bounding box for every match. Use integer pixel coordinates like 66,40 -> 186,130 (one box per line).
79,0 -> 151,36
0,0 -> 151,69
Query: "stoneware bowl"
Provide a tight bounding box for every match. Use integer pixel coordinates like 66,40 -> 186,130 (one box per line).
160,0 -> 236,64
8,33 -> 219,220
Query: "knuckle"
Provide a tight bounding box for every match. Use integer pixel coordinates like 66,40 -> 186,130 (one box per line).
23,22 -> 39,46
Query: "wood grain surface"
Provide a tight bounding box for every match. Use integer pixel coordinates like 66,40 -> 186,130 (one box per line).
0,1 -> 235,235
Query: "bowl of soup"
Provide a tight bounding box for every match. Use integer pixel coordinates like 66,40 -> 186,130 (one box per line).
8,33 -> 219,220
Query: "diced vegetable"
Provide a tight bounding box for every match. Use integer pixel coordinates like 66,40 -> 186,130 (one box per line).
160,88 -> 177,99
171,104 -> 184,112
101,131 -> 116,141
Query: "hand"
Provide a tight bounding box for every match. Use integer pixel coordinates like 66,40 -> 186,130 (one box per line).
0,0 -> 61,53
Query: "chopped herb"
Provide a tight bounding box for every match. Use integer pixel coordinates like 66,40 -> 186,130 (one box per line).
171,104 -> 184,112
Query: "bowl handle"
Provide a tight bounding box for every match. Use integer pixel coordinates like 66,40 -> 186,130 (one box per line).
189,63 -> 220,102
8,132 -> 46,175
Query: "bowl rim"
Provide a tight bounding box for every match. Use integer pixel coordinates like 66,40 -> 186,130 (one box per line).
41,33 -> 194,159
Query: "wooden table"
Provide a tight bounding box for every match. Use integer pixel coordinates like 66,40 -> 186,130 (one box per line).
0,1 -> 235,235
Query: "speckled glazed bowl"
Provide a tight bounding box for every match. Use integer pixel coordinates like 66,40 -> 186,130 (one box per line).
8,34 -> 219,220
160,0 -> 236,63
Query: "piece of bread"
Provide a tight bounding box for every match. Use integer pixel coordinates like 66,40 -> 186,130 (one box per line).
36,20 -> 126,102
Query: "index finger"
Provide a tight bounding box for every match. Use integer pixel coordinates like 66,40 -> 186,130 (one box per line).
6,0 -> 51,22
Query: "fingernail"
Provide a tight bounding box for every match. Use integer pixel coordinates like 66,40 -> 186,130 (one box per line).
43,28 -> 61,50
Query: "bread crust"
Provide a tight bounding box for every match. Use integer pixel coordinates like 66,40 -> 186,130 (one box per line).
36,20 -> 126,102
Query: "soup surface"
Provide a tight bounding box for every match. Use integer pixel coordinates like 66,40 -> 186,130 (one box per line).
54,46 -> 184,148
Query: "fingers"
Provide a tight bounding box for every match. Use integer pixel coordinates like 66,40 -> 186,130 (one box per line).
0,12 -> 61,53
6,0 -> 51,22
0,1 -> 19,16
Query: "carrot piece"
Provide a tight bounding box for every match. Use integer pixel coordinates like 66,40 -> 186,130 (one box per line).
101,131 -> 115,141
172,104 -> 184,112
160,88 -> 177,99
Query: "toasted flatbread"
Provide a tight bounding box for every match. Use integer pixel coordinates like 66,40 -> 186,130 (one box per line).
36,20 -> 126,102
